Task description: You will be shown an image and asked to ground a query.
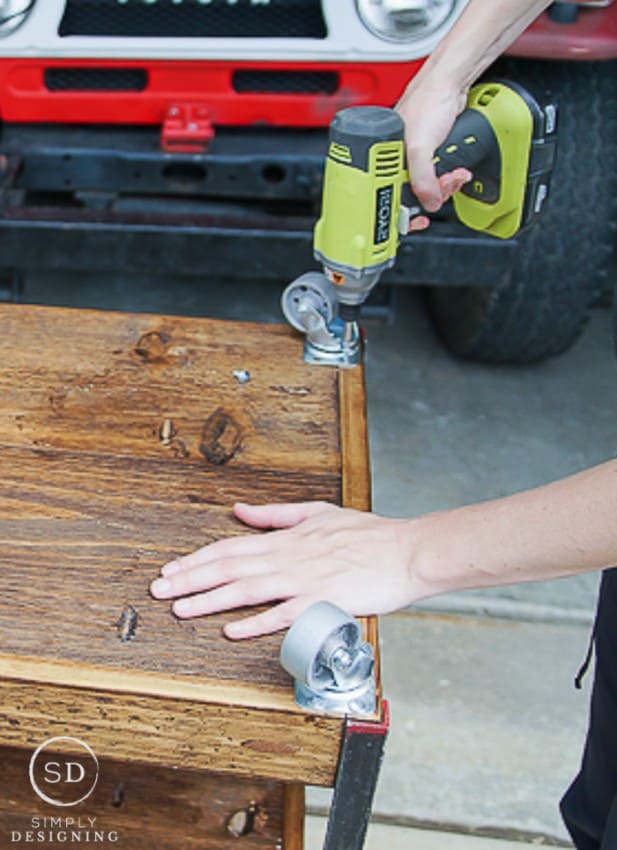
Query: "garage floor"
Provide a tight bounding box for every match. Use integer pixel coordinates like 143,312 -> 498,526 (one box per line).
23,271 -> 616,846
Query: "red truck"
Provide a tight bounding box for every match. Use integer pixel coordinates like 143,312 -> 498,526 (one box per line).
0,0 -> 615,362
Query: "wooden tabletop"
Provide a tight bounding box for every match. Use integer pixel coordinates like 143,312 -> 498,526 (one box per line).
0,304 -> 377,786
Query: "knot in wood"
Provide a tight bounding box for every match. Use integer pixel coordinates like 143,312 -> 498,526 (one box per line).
134,330 -> 170,363
199,408 -> 242,465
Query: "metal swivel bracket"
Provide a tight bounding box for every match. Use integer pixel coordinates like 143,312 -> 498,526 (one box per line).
280,272 -> 362,367
280,601 -> 376,717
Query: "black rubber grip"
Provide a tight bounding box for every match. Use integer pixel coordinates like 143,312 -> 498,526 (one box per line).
434,109 -> 498,176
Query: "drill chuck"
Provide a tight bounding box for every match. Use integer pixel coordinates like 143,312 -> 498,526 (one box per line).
338,303 -> 361,322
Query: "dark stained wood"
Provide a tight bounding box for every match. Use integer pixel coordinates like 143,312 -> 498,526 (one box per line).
0,450 -> 331,683
0,304 -> 342,687
283,785 -> 305,850
0,674 -> 343,785
2,744 -> 286,849
0,303 -> 378,827
338,365 -> 382,705
0,307 -> 340,474
338,368 -> 371,513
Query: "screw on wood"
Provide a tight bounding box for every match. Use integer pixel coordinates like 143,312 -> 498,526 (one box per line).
226,802 -> 257,838
111,783 -> 125,808
159,418 -> 176,445
116,605 -> 138,643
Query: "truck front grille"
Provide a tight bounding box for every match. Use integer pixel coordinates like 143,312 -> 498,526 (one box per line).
44,68 -> 148,91
58,0 -> 328,39
232,70 -> 338,94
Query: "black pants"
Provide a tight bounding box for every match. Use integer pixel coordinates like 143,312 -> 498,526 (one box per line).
561,568 -> 617,849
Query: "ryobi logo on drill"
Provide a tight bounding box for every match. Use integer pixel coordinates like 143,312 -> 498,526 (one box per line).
374,185 -> 393,245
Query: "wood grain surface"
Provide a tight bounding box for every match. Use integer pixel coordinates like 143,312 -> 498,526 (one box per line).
2,744 -> 287,849
0,676 -> 342,785
0,303 -> 380,793
0,305 -> 341,686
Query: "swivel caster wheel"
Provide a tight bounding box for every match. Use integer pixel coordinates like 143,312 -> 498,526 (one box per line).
280,602 -> 376,716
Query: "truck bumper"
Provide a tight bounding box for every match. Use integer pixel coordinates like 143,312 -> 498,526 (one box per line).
0,123 -> 517,290
0,204 -> 516,289
508,3 -> 617,60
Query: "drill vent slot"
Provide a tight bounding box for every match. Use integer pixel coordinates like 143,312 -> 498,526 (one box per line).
329,143 -> 352,164
375,146 -> 402,177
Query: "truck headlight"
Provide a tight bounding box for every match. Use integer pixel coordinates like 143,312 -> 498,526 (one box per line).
356,0 -> 458,42
0,0 -> 35,37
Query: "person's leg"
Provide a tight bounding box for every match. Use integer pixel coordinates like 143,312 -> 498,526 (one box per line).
600,796 -> 617,850
560,568 -> 617,849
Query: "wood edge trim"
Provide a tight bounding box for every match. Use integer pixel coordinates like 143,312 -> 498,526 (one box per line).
338,366 -> 370,513
0,301 -> 299,337
283,784 -> 306,850
0,677 -> 342,786
337,367 -> 383,715
0,652 -> 301,714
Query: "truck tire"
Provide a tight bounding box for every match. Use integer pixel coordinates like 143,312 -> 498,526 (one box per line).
427,60 -> 617,364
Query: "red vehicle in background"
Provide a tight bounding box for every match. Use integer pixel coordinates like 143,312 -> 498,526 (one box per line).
0,0 -> 615,362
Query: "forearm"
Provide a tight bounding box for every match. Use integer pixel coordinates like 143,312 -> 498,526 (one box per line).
412,459 -> 617,599
412,0 -> 552,96
396,0 -> 552,210
151,455 -> 617,640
